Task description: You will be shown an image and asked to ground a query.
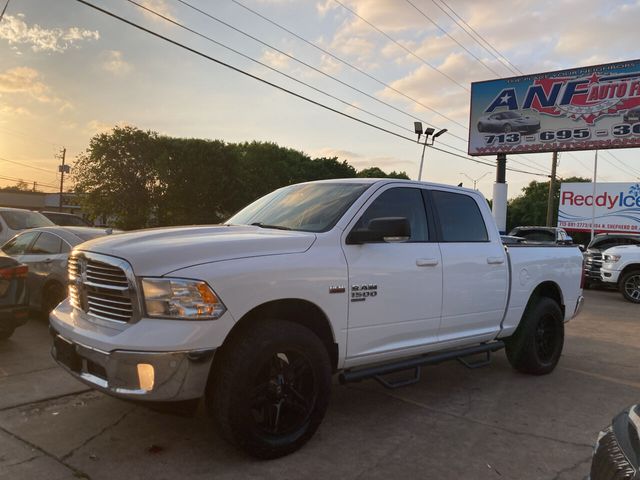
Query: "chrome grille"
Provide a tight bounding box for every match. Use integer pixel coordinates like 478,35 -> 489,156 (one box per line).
68,253 -> 137,323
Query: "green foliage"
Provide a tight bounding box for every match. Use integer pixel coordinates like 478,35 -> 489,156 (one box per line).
73,126 -> 408,229
0,181 -> 30,192
357,167 -> 409,179
507,176 -> 591,231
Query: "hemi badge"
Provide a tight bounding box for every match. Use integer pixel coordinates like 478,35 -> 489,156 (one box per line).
329,286 -> 346,294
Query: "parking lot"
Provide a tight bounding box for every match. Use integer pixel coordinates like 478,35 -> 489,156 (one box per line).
0,289 -> 637,480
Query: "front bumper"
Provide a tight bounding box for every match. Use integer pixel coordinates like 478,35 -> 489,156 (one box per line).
50,327 -> 215,401
601,266 -> 621,284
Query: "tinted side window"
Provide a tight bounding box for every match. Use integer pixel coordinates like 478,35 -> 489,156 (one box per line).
29,233 -> 62,255
355,187 -> 429,241
2,231 -> 39,255
432,191 -> 488,242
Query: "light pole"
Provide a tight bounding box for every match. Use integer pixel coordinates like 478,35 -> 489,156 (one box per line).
460,171 -> 490,190
414,122 -> 447,181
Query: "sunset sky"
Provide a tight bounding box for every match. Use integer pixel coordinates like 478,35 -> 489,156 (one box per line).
1,0 -> 639,199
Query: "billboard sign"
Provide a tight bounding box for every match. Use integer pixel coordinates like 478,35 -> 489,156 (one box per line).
558,182 -> 640,233
469,59 -> 640,155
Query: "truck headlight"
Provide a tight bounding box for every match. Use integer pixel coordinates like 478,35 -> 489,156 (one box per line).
603,254 -> 621,264
141,278 -> 226,320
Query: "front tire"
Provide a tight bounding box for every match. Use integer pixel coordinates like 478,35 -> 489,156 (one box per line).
619,270 -> 640,303
207,320 -> 332,459
505,297 -> 564,375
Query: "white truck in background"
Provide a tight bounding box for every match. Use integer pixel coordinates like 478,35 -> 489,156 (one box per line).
49,179 -> 584,458
601,245 -> 640,303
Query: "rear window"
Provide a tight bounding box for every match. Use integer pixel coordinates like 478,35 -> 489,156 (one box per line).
43,212 -> 90,227
511,229 -> 556,242
432,191 -> 488,242
0,210 -> 53,230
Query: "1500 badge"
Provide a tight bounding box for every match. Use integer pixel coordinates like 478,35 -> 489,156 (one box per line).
351,284 -> 378,302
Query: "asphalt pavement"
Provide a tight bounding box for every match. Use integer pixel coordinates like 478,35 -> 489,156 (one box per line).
0,289 -> 638,480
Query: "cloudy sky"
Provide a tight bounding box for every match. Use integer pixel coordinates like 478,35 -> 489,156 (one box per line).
1,0 -> 639,199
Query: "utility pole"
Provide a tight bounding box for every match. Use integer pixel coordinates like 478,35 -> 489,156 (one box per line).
57,147 -> 68,212
32,181 -> 36,192
492,154 -> 508,234
590,150 -> 599,240
546,151 -> 558,227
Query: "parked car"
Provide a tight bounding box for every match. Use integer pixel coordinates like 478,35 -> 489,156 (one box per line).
601,244 -> 640,303
477,111 -> 540,134
0,251 -> 28,340
0,207 -> 54,245
508,226 -> 574,245
50,179 -> 584,458
1,226 -> 116,315
623,106 -> 640,124
584,233 -> 640,288
42,211 -> 92,227
590,404 -> 639,479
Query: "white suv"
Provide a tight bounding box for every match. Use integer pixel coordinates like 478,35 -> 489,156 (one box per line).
0,207 -> 54,245
601,245 -> 640,303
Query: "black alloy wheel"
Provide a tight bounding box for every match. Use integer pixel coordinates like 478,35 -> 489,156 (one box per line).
251,351 -> 317,436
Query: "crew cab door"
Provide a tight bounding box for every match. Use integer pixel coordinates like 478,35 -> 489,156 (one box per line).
342,186 -> 443,363
430,189 -> 508,342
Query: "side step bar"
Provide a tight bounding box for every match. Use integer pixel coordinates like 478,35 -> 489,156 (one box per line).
339,341 -> 505,388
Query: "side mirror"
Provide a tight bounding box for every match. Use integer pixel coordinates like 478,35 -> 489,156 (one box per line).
347,217 -> 411,244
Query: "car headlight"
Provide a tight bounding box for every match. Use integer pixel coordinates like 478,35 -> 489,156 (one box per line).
603,254 -> 621,264
141,278 -> 226,320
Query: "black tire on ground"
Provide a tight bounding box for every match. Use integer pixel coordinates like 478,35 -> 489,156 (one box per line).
505,297 -> 564,375
0,327 -> 15,340
619,270 -> 640,303
583,280 -> 592,290
41,282 -> 66,318
207,319 -> 332,459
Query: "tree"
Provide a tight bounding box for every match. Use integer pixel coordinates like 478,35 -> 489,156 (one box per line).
0,181 -> 30,192
357,167 -> 409,179
73,126 -> 162,230
507,176 -> 591,231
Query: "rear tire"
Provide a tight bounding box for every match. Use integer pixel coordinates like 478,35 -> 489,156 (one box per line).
505,297 -> 564,375
207,319 -> 332,459
619,270 -> 640,303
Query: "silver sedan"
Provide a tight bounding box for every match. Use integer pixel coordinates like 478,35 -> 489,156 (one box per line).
1,226 -> 116,315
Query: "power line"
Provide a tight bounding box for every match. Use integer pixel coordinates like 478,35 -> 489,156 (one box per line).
0,0 -> 10,22
434,0 -> 523,75
128,0 -> 416,136
0,174 -> 59,190
227,0 -> 548,175
332,0 -> 469,92
0,156 -> 58,174
75,0 -> 549,178
229,0 -> 468,132
403,0 -> 503,77
605,151 -> 640,177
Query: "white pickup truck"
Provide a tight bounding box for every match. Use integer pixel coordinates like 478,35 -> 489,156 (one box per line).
601,245 -> 640,303
50,179 -> 584,458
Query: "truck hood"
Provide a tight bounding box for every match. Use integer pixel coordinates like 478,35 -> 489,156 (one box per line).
77,225 -> 317,276
603,244 -> 640,256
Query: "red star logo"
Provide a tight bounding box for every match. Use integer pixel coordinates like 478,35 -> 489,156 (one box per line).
588,73 -> 599,84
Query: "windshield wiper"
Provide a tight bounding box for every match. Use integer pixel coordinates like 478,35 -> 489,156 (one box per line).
250,222 -> 293,231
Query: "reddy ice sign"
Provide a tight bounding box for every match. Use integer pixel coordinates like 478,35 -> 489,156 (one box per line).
469,59 -> 640,155
558,182 -> 640,233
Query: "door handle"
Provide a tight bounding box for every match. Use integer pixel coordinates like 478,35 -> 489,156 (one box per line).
43,258 -> 53,264
487,256 -> 505,265
416,258 -> 439,267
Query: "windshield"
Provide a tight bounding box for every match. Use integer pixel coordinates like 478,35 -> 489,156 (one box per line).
44,213 -> 90,227
502,112 -> 521,119
227,182 -> 371,232
510,228 -> 555,242
0,210 -> 54,230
